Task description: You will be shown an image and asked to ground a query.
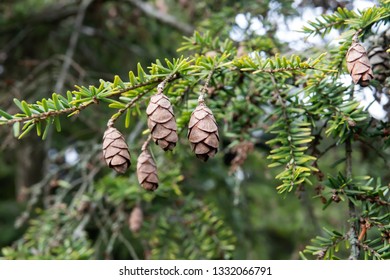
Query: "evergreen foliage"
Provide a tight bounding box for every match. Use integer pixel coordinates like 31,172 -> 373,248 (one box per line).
0,0 -> 389,260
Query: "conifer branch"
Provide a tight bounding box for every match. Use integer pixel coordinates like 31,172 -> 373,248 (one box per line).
346,137 -> 360,260
0,78 -> 173,127
252,65 -> 316,74
2,99 -> 96,126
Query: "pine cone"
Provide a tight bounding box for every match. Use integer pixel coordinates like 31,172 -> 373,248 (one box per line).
188,102 -> 219,161
368,46 -> 389,83
146,92 -> 178,151
102,127 -> 131,174
136,149 -> 158,191
229,141 -> 255,174
128,205 -> 143,233
346,42 -> 374,87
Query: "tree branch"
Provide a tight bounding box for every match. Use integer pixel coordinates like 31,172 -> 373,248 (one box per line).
346,137 -> 360,260
0,78 -> 167,126
125,0 -> 194,35
2,99 -> 96,126
54,0 -> 93,93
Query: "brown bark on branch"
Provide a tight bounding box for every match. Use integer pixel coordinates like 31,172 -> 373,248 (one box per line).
346,137 -> 360,260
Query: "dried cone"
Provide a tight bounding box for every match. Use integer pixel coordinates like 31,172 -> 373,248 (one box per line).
188,101 -> 219,161
102,127 -> 131,174
146,92 -> 178,151
346,42 -> 374,87
137,149 -> 158,191
368,46 -> 389,83
128,205 -> 143,234
229,141 -> 255,174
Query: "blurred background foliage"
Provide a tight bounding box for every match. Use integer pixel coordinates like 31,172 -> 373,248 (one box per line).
0,0 -> 389,259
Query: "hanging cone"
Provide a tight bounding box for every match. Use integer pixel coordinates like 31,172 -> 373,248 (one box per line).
188,101 -> 219,161
136,149 -> 158,191
368,46 -> 389,83
128,205 -> 143,233
146,92 -> 178,151
346,42 -> 374,87
102,127 -> 131,174
229,141 -> 255,174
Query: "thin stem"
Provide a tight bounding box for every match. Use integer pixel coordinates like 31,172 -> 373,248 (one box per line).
157,72 -> 177,93
141,135 -> 152,151
357,138 -> 388,165
346,136 -> 360,260
317,235 -> 346,260
308,19 -> 348,36
299,184 -> 321,233
358,242 -> 383,259
199,68 -> 215,103
107,72 -> 178,127
252,65 -> 317,74
117,232 -> 140,260
358,226 -> 367,242
316,142 -> 337,159
352,28 -> 363,43
106,89 -> 151,127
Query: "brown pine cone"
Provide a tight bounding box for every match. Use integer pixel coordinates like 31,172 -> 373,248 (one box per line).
128,205 -> 143,233
188,102 -> 219,161
102,127 -> 131,174
146,92 -> 178,151
136,149 -> 158,191
229,141 -> 255,174
346,42 -> 374,87
368,46 -> 389,83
